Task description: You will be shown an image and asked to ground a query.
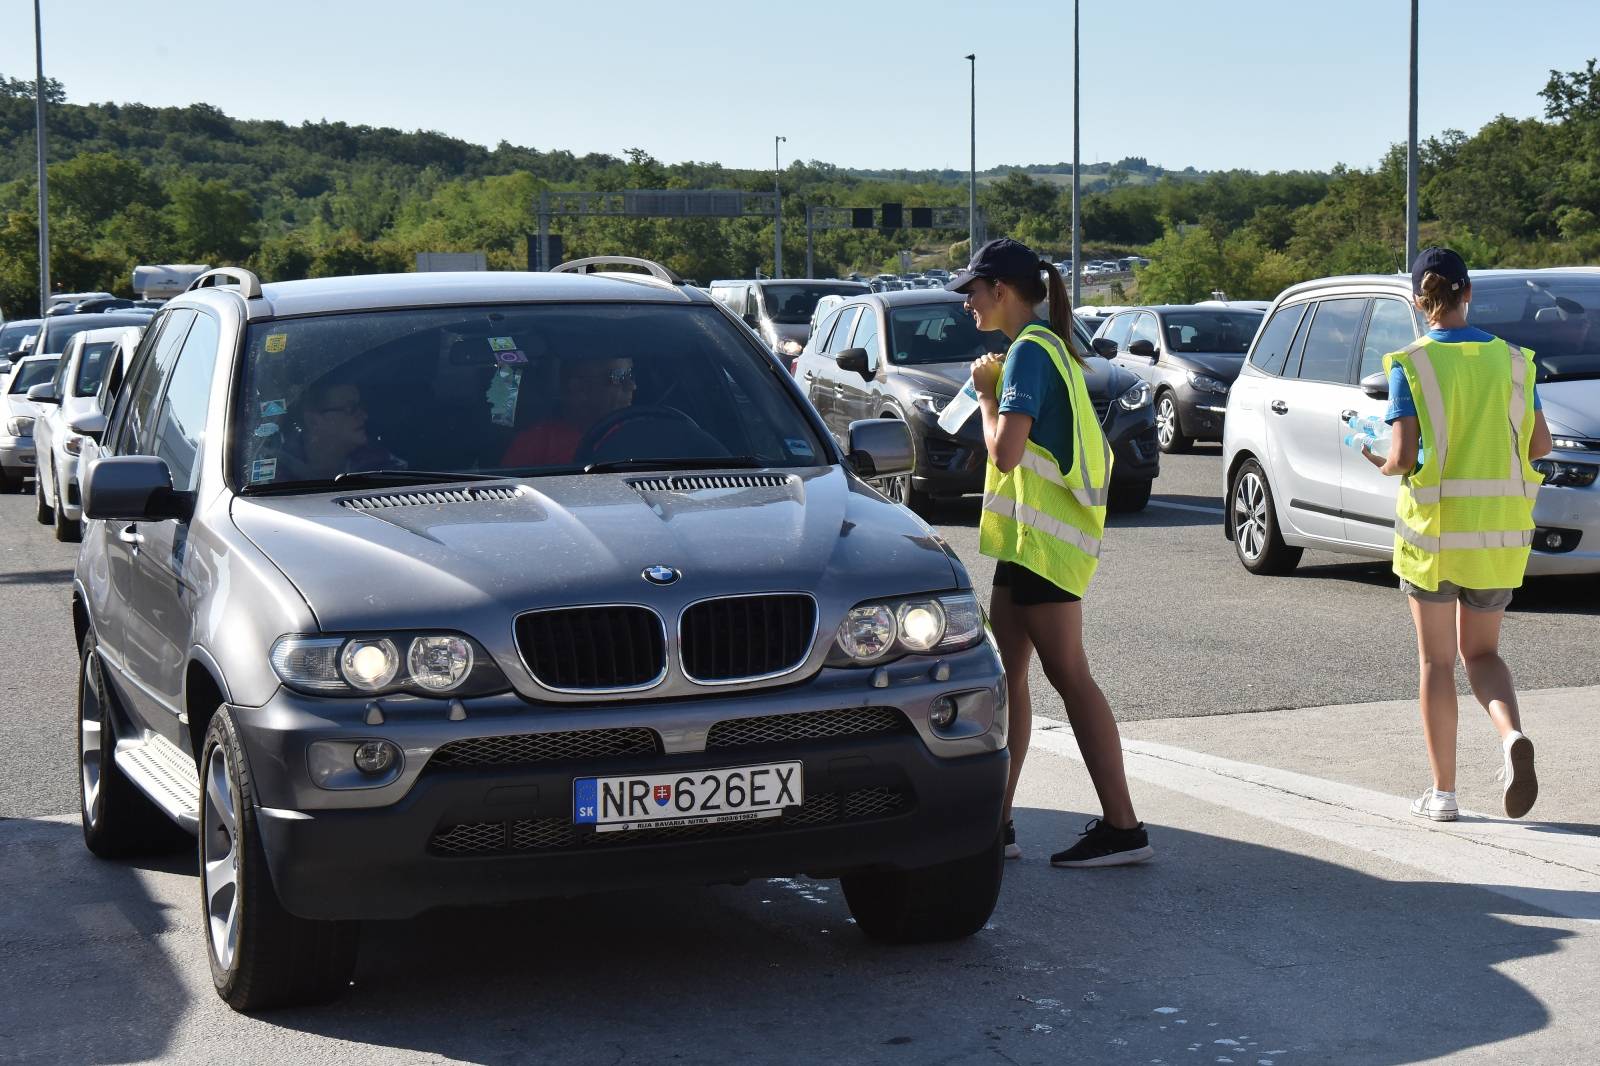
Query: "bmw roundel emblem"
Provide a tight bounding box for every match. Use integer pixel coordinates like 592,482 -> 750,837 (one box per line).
642,565 -> 681,586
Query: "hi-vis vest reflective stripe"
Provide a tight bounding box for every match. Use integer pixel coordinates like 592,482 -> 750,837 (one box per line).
979,324 -> 1112,597
1384,335 -> 1541,591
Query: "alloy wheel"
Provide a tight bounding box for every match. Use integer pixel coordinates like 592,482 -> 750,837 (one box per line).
883,474 -> 910,505
79,654 -> 103,826
1156,395 -> 1176,450
203,746 -> 241,971
1233,471 -> 1269,562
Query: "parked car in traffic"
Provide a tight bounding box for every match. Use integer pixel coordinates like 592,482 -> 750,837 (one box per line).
33,310 -> 153,360
796,289 -> 1159,513
1223,268 -> 1600,578
1092,304 -> 1265,452
71,261 -> 1008,1012
1,318 -> 42,367
29,324 -> 144,541
1,354 -> 60,491
708,278 -> 868,360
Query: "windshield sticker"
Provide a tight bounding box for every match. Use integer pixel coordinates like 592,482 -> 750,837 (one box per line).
249,458 -> 278,483
488,336 -> 518,352
260,398 -> 287,417
264,333 -> 287,353
495,348 -> 529,366
785,438 -> 814,458
254,422 -> 279,437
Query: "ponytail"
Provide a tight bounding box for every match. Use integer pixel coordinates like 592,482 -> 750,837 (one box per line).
1038,258 -> 1086,365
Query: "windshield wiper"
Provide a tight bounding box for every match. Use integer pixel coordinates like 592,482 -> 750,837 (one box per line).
239,469 -> 505,496
582,456 -> 765,474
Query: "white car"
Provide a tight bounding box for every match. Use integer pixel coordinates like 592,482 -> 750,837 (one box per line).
0,354 -> 61,493
32,325 -> 145,541
1223,269 -> 1600,579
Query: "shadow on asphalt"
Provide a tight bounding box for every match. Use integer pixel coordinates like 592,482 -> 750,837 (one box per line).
0,807 -> 1571,1064
0,567 -> 76,586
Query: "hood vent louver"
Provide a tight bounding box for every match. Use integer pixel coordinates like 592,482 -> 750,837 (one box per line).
340,485 -> 524,510
629,473 -> 795,493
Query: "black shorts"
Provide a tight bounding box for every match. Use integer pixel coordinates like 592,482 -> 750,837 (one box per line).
992,561 -> 1081,606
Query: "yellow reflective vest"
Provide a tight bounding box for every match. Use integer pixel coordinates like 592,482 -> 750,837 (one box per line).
979,323 -> 1112,597
1384,336 -> 1542,591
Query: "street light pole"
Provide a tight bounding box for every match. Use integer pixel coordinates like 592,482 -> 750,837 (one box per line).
1405,0 -> 1419,269
1071,0 -> 1082,307
966,54 -> 976,256
33,0 -> 51,316
774,135 -> 786,280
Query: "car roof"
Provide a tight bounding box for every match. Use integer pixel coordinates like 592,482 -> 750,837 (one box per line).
1118,304 -> 1266,315
842,289 -> 964,309
1274,266 -> 1600,305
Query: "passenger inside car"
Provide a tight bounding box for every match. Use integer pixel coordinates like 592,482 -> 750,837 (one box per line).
273,379 -> 404,481
501,355 -> 636,468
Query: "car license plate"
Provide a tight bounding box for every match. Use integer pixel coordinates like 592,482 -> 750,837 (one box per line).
573,761 -> 802,833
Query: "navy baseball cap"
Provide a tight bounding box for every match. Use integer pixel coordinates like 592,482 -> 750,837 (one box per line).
1410,247 -> 1469,296
947,238 -> 1042,293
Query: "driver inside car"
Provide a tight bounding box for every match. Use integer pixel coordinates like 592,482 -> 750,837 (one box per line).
500,355 -> 635,468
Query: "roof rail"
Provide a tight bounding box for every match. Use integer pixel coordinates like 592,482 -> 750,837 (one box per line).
186,267 -> 263,299
550,256 -> 684,285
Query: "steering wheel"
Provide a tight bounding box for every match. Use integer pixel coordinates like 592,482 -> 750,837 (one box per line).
572,405 -> 712,463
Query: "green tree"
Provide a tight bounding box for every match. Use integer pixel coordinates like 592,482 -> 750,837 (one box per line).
165,177 -> 258,261
48,152 -> 164,225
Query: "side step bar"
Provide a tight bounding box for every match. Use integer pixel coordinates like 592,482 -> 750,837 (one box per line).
114,733 -> 200,833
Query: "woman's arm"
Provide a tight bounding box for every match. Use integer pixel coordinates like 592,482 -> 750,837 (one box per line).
1365,416 -> 1419,476
1530,409 -> 1552,460
972,353 -> 1033,473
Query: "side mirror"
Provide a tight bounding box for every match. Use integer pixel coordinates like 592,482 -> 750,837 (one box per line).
83,456 -> 191,522
1360,371 -> 1390,400
1091,337 -> 1118,358
68,410 -> 108,442
846,418 -> 914,480
742,313 -> 760,328
27,382 -> 59,404
835,347 -> 871,377
1127,339 -> 1157,359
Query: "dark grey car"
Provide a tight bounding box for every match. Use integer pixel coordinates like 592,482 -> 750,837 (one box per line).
71,262 -> 1008,1011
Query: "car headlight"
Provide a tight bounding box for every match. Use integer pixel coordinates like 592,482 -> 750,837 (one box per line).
1551,437 -> 1591,451
270,632 -> 508,697
1187,371 -> 1230,394
6,416 -> 34,436
829,592 -> 985,665
912,391 -> 953,415
779,339 -> 803,356
1117,381 -> 1153,411
1532,459 -> 1598,488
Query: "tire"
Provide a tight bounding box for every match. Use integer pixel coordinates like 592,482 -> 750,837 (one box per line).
78,632 -> 188,858
1230,459 -> 1302,575
202,707 -> 359,1011
880,471 -> 933,515
34,470 -> 53,525
842,830 -> 1003,944
1107,477 -> 1153,513
53,473 -> 82,543
1154,391 -> 1192,453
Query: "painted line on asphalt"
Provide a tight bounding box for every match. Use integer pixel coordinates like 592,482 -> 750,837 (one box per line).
1145,499 -> 1225,516
1029,717 -> 1600,922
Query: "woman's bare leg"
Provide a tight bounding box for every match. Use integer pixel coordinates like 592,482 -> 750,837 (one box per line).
1456,606 -> 1521,740
989,585 -> 1034,823
1409,596 -> 1461,793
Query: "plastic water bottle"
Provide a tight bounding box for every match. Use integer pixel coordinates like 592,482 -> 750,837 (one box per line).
937,376 -> 982,434
1343,414 -> 1391,460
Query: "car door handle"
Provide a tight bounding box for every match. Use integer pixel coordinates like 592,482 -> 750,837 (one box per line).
117,524 -> 144,546
802,371 -> 816,382
1270,400 -> 1289,415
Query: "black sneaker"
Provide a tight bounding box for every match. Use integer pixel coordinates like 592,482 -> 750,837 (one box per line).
1004,820 -> 1021,860
1050,818 -> 1154,868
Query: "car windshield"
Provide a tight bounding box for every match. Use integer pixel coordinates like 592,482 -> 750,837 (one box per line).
230,303 -> 828,491
761,284 -> 867,324
8,358 -> 59,394
1,321 -> 40,354
40,314 -> 150,354
1468,276 -> 1600,383
74,341 -> 119,397
1160,310 -> 1264,354
887,303 -> 1007,365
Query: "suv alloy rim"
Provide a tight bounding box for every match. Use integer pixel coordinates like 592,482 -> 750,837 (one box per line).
79,654 -> 102,825
1233,470 -> 1268,562
1156,395 -> 1176,449
202,746 -> 241,971
883,473 -> 910,505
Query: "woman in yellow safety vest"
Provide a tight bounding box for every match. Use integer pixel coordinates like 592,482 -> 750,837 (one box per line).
952,238 -> 1152,867
1364,247 -> 1552,823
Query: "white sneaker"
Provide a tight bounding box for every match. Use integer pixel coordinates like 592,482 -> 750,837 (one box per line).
1500,732 -> 1538,819
1411,788 -> 1459,822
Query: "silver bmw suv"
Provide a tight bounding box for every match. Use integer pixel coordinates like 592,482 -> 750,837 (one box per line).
70,261 -> 1008,1011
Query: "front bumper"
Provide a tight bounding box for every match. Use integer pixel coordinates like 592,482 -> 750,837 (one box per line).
238,644 -> 1008,920
0,435 -> 34,475
1176,385 -> 1230,441
1525,483 -> 1600,576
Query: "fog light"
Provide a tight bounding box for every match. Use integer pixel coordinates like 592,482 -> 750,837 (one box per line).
929,695 -> 958,729
353,740 -> 399,775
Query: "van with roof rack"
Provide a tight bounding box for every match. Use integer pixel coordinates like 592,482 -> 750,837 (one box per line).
70,258 -> 1009,1011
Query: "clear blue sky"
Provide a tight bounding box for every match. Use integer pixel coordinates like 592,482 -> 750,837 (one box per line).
6,0 -> 1599,174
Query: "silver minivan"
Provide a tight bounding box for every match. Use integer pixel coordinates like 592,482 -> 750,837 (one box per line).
1223,269 -> 1600,577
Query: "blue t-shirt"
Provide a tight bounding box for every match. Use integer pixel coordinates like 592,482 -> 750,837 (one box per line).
1385,327 -> 1542,423
997,321 -> 1074,464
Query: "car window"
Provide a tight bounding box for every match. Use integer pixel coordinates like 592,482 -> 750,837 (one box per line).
812,308 -> 845,353
39,313 -> 151,355
0,321 -> 40,355
150,313 -> 220,493
1468,275 -> 1600,383
1294,299 -> 1369,383
1360,299 -> 1420,382
230,303 -> 828,489
6,358 -> 58,394
1248,303 -> 1307,376
1100,313 -> 1135,350
759,283 -> 866,325
119,309 -> 196,455
1161,310 -> 1264,354
74,340 -> 120,397
824,308 -> 862,355
887,303 -> 1004,365
850,308 -> 881,371
1128,312 -> 1160,351
50,342 -> 75,394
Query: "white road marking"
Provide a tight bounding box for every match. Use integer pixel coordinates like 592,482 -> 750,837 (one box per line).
1029,717 -> 1600,922
1145,500 -> 1226,516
